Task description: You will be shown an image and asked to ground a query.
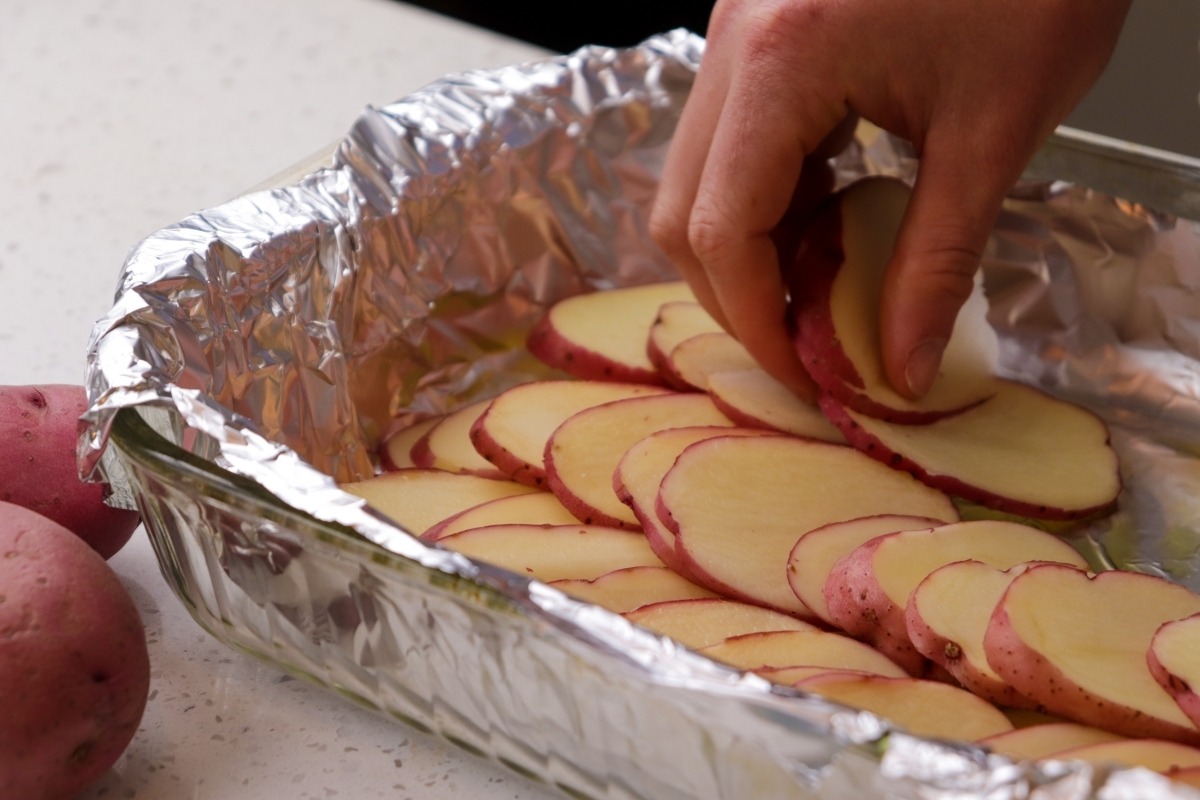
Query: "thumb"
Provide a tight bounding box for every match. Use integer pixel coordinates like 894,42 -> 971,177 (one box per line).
880,126 -> 1022,399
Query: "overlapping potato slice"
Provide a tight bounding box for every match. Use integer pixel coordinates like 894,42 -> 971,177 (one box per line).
667,332 -> 757,391
614,426 -> 777,573
471,380 -> 668,487
794,673 -> 1013,742
980,723 -> 1126,760
1051,739 -> 1200,773
698,630 -> 906,677
340,469 -> 537,536
824,520 -> 1089,675
985,564 -> 1200,744
527,281 -> 694,384
380,416 -> 441,470
822,380 -> 1121,520
411,399 -> 505,478
706,369 -> 845,442
646,302 -> 725,389
1151,615 -> 1200,731
787,514 -> 948,626
546,393 -> 733,528
422,492 -> 577,541
550,567 -> 717,614
439,524 -> 662,582
661,435 -> 957,616
624,598 -> 814,650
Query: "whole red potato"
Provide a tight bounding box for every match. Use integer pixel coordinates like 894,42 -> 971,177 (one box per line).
0,501 -> 150,799
0,385 -> 140,559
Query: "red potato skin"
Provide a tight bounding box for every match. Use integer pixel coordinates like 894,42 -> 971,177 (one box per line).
613,473 -> 694,578
786,192 -> 985,425
526,313 -> 666,386
410,422 -> 506,481
1148,621 -> 1200,730
646,329 -> 696,392
821,535 -> 930,676
0,502 -> 150,800
0,385 -> 140,560
984,566 -> 1200,745
543,439 -> 637,530
818,393 -> 1120,522
903,592 -> 1039,709
707,392 -> 778,433
468,407 -> 548,489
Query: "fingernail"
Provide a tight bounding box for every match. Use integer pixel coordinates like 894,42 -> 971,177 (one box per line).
905,338 -> 948,397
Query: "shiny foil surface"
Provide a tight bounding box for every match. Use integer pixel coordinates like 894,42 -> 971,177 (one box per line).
82,30 -> 1200,800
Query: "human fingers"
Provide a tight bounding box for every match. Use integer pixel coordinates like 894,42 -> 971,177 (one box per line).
879,120 -> 1029,399
685,6 -> 848,399
650,0 -> 751,331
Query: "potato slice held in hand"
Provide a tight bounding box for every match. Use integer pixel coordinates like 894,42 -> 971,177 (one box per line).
821,381 -> 1120,521
788,177 -> 999,423
624,598 -> 814,650
661,435 -> 956,617
825,520 -> 1089,676
985,564 -> 1200,744
980,723 -> 1126,761
439,524 -> 662,582
422,492 -> 577,541
614,426 -> 778,574
1149,614 -> 1200,728
906,561 -> 1042,707
470,380 -> 669,488
647,302 -> 725,389
527,281 -> 695,384
340,469 -> 537,536
380,417 -> 441,471
699,630 -> 906,677
411,399 -> 506,478
706,369 -> 845,442
550,567 -> 717,614
794,673 -> 1013,742
667,332 -> 758,391
787,515 -> 949,626
546,393 -> 733,529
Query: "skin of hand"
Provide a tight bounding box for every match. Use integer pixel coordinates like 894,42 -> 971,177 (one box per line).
650,0 -> 1132,401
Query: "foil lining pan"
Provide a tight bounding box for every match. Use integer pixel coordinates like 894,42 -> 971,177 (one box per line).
80,29 -> 1200,800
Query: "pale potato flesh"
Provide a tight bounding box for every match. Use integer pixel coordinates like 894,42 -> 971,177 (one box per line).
649,302 -> 724,363
340,470 -> 537,536
670,333 -> 757,391
1151,614 -> 1200,698
624,599 -> 814,650
980,723 -> 1125,760
908,560 -> 1026,686
664,436 -> 957,614
1051,739 -> 1200,773
707,369 -> 846,442
699,630 -> 906,677
796,674 -> 1013,742
439,524 -> 662,582
994,567 -> 1200,733
546,281 -> 694,372
846,381 -> 1120,513
481,381 -> 667,471
756,666 -> 866,685
788,515 -> 946,624
872,521 -> 1088,611
424,492 -> 577,540
615,427 -> 775,558
383,417 -> 440,469
425,399 -> 497,473
550,567 -> 717,614
548,394 -> 733,526
831,179 -> 998,415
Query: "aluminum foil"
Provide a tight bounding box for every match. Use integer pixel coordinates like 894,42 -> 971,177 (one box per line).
81,29 -> 1200,800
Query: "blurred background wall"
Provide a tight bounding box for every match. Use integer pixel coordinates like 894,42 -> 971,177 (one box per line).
399,0 -> 1200,157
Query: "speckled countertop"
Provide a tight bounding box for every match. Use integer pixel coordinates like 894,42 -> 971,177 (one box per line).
0,2 -> 563,797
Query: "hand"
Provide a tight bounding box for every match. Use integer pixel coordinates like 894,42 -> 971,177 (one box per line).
651,0 -> 1130,400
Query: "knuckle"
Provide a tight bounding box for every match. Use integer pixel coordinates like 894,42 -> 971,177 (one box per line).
742,0 -> 829,56
649,202 -> 691,260
687,202 -> 739,264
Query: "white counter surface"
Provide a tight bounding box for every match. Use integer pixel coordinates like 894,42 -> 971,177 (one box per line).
0,2 -> 563,797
